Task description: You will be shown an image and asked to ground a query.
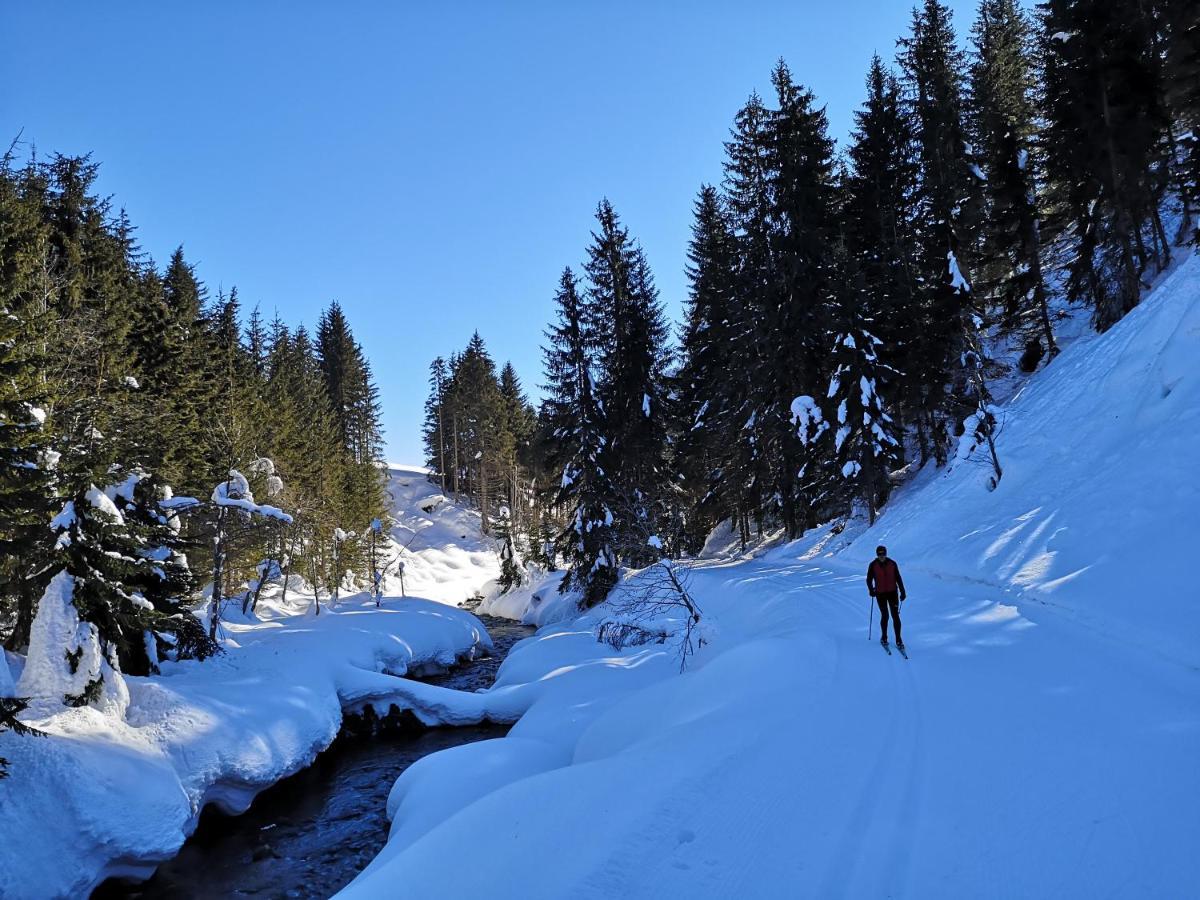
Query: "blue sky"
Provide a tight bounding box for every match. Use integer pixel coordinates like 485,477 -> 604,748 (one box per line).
3,1 -> 977,464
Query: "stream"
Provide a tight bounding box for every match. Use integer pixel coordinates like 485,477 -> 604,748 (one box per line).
93,614 -> 534,900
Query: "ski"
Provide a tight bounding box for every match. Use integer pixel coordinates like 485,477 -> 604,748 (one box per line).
896,645 -> 909,660
880,641 -> 892,656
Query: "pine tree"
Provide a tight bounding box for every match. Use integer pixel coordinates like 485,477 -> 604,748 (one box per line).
674,185 -> 739,548
423,356 -> 449,491
899,0 -> 986,464
821,323 -> 902,524
540,267 -> 615,604
969,0 -> 1057,359
844,54 -> 921,432
760,62 -> 842,536
1161,0 -> 1200,235
721,92 -> 777,541
1039,0 -> 1172,328
158,246 -> 211,488
41,470 -> 213,691
0,152 -> 55,651
584,200 -> 671,565
498,361 -> 535,537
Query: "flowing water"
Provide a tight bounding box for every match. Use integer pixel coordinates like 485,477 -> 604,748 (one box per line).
94,615 -> 534,899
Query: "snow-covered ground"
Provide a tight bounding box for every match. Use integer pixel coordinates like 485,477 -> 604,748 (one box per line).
339,255 -> 1200,897
0,466 -> 499,899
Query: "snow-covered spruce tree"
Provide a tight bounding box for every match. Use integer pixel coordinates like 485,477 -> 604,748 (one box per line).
20,467 -> 213,711
494,506 -> 523,593
821,327 -> 902,524
540,267 -> 616,604
674,184 -> 740,551
956,315 -> 1005,489
720,65 -> 843,539
584,200 -> 672,569
899,0 -> 987,464
968,0 -> 1057,361
842,54 -> 921,448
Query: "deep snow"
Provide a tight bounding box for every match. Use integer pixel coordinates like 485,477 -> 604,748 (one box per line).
0,466 -> 499,900
338,254 -> 1200,898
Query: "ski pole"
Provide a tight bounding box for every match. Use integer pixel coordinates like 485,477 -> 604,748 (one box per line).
868,595 -> 873,641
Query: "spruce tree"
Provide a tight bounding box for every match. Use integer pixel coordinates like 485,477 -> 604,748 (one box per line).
969,0 -> 1057,358
761,62 -> 842,536
540,267 -> 614,604
423,357 -> 449,491
721,92 -> 776,541
584,200 -> 671,564
844,54 -> 921,430
899,0 -> 986,463
1039,0 -> 1172,328
675,185 -> 739,548
1161,0 -> 1200,235
0,153 -> 55,651
822,324 -> 903,524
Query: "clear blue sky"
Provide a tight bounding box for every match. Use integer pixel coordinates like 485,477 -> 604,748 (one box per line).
3,0 -> 976,465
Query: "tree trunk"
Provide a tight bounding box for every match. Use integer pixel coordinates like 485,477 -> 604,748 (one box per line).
452,413 -> 460,496
209,508 -> 226,640
4,581 -> 36,652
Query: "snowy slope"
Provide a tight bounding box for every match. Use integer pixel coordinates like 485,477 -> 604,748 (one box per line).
0,466 -> 502,900
850,252 -> 1200,666
382,466 -> 501,604
340,256 -> 1200,898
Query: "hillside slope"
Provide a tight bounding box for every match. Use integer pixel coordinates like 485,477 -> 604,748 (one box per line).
848,251 -> 1200,667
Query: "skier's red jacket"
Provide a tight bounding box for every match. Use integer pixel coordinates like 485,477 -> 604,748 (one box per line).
867,558 -> 905,597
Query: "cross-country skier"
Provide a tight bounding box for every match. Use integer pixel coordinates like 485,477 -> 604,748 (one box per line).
867,545 -> 906,652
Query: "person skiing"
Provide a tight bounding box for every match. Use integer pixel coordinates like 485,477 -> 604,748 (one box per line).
867,545 -> 906,651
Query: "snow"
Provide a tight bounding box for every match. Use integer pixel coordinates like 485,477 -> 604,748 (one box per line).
947,250 -> 970,293
16,571 -> 130,719
790,394 -> 826,445
338,255 -> 1200,898
0,650 -> 14,698
48,499 -> 76,533
85,484 -> 125,524
211,470 -> 293,524
0,466 -> 499,899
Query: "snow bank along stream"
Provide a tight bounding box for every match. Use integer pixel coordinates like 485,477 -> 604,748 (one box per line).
93,615 -> 534,900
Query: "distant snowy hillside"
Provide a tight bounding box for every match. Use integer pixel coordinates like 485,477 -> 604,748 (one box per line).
382,466 -> 500,605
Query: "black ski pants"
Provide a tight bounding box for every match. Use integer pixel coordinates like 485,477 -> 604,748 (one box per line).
876,590 -> 902,643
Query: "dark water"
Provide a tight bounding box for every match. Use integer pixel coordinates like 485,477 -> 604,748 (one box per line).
94,615 -> 534,900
